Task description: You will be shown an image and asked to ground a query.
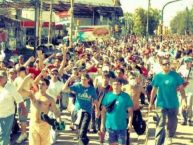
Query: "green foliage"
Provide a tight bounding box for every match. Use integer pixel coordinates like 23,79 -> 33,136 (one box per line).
125,8 -> 160,36
133,8 -> 146,36
170,6 -> 193,35
148,8 -> 160,35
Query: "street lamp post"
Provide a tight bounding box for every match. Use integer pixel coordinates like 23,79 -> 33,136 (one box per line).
160,0 -> 182,41
146,0 -> 150,38
34,0 -> 40,56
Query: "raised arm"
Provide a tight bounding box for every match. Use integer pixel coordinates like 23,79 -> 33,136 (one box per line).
23,56 -> 35,67
58,45 -> 67,76
63,73 -> 77,92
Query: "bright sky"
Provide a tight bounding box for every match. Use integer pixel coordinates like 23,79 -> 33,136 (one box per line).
120,0 -> 193,26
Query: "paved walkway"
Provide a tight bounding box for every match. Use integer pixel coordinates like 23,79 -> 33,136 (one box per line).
11,107 -> 193,145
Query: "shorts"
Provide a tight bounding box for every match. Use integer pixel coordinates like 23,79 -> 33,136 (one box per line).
18,99 -> 30,122
29,122 -> 51,145
107,128 -> 127,145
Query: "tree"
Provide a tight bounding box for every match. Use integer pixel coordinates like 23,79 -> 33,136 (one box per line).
132,8 -> 160,36
132,8 -> 146,35
148,8 -> 160,35
119,12 -> 134,35
170,6 -> 193,35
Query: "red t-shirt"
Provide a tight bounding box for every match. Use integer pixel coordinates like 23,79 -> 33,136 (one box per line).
141,67 -> 148,78
28,67 -> 41,78
87,66 -> 98,73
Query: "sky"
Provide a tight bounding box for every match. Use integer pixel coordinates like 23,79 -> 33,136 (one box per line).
120,0 -> 193,26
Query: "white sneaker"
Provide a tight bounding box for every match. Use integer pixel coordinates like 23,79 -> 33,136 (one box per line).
16,133 -> 28,144
165,137 -> 172,145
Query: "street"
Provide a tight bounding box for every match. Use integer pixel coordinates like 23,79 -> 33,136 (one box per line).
11,107 -> 193,145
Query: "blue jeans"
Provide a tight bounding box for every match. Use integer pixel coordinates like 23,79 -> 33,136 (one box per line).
155,108 -> 178,145
107,128 -> 127,145
0,115 -> 14,145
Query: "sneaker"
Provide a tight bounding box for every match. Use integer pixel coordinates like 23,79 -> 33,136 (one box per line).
89,129 -> 97,134
181,121 -> 187,125
188,120 -> 192,126
153,116 -> 158,122
73,136 -> 79,140
165,137 -> 172,145
16,133 -> 28,144
70,125 -> 76,131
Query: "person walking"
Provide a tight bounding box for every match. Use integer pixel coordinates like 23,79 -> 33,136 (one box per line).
149,58 -> 187,145
0,70 -> 27,145
178,57 -> 193,125
100,78 -> 133,145
63,73 -> 99,145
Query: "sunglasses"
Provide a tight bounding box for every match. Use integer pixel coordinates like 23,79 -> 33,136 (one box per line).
162,62 -> 170,66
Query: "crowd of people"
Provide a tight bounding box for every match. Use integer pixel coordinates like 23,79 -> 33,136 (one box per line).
0,35 -> 193,145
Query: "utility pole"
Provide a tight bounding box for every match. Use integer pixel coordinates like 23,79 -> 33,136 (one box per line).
161,0 -> 182,41
70,0 -> 74,48
146,0 -> 150,38
38,0 -> 43,45
48,0 -> 53,44
34,0 -> 40,56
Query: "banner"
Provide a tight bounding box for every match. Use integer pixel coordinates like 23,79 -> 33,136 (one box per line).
77,25 -> 111,42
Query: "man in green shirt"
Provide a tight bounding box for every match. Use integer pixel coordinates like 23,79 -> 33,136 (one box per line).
101,78 -> 133,145
149,58 -> 187,145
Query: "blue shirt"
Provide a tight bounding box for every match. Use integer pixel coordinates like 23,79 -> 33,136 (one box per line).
102,92 -> 133,130
70,83 -> 97,114
152,71 -> 184,109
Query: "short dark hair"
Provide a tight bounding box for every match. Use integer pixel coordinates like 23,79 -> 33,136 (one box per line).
102,72 -> 110,78
81,73 -> 90,80
18,66 -> 26,72
42,78 -> 50,86
112,77 -> 123,84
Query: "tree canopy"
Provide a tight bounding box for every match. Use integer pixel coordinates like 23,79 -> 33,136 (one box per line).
170,6 -> 193,35
122,8 -> 161,36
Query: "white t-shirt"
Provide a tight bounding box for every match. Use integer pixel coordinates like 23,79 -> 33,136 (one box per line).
178,65 -> 193,93
0,82 -> 23,118
46,80 -> 64,101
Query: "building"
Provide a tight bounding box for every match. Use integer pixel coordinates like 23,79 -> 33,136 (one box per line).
0,0 -> 123,47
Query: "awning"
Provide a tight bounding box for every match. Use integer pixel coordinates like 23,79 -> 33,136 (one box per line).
20,21 -> 55,28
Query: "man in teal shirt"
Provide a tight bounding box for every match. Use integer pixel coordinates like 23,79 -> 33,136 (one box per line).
149,58 -> 187,145
101,78 -> 133,145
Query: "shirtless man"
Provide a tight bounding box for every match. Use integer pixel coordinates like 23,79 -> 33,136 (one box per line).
123,73 -> 145,110
123,72 -> 145,130
26,77 -> 61,145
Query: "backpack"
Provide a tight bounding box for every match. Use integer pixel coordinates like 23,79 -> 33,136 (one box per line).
132,109 -> 146,135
